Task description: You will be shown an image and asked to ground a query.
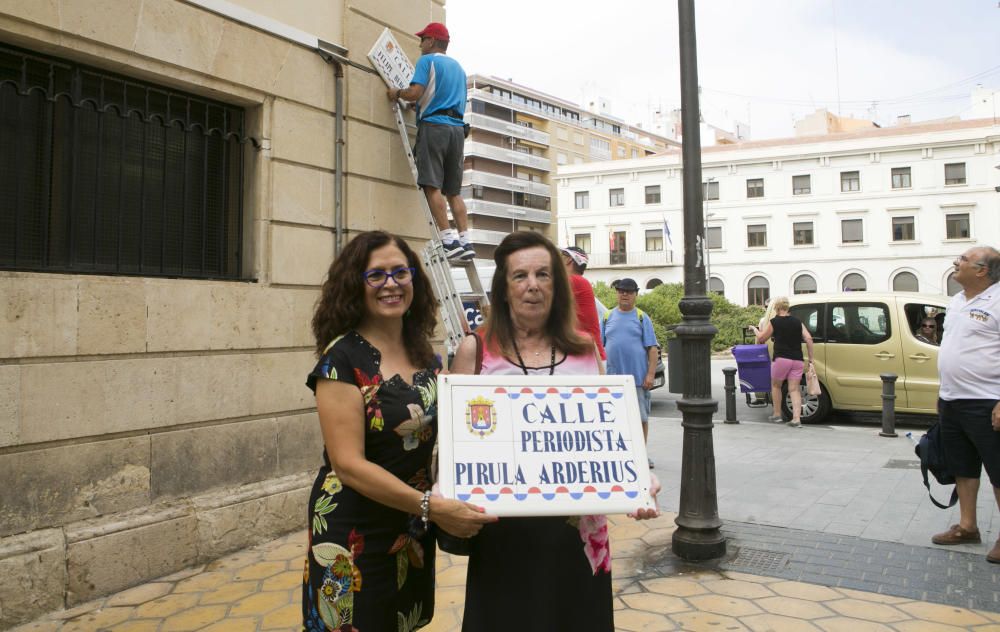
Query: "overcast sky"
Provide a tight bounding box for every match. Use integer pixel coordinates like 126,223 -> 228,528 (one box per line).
445,0 -> 1000,140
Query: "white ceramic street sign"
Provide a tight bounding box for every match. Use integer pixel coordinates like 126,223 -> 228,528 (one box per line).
437,374 -> 655,517
367,28 -> 414,90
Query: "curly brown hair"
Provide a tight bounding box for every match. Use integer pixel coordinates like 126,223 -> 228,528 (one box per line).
312,231 -> 437,367
482,231 -> 591,359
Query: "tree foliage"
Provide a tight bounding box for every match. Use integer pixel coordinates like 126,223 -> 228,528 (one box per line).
591,281 -> 764,352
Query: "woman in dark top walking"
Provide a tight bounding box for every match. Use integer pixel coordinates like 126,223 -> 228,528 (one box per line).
751,296 -> 815,427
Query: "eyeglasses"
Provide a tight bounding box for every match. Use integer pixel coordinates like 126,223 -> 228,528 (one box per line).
956,255 -> 985,268
363,267 -> 415,288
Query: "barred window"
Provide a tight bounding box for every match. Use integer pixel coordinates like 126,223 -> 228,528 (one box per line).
0,43 -> 253,279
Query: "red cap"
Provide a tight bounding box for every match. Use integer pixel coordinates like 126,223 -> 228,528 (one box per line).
415,22 -> 450,42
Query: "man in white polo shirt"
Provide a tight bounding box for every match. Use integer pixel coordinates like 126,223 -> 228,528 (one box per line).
930,245 -> 1000,563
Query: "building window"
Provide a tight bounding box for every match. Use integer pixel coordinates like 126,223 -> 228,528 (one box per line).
840,171 -> 860,192
645,185 -> 661,204
706,226 -> 722,249
556,152 -> 568,165
574,191 -> 589,209
590,137 -> 611,159
945,213 -> 970,239
842,273 -> 867,292
617,146 -> 626,158
574,234 -> 591,253
556,127 -> 568,141
944,162 -> 966,185
631,148 -> 640,158
746,178 -> 764,198
893,272 -> 919,292
891,167 -> 911,189
793,275 -> 817,294
748,276 -> 770,306
0,43 -> 249,278
645,229 -> 663,251
703,181 -> 719,200
609,188 -> 625,207
792,174 -> 811,195
573,132 -> 584,145
646,278 -> 663,290
610,231 -> 627,265
841,219 -> 863,244
793,221 -> 814,246
708,276 -> 725,296
892,216 -> 915,241
747,224 -> 767,248
946,273 -> 961,296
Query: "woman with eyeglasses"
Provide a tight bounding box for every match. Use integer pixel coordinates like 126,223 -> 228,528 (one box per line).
303,231 -> 495,631
915,318 -> 939,345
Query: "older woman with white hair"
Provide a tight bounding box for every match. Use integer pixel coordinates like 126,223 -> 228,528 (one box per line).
750,296 -> 815,427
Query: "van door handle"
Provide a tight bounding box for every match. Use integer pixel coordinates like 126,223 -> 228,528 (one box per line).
874,351 -> 896,359
908,353 -> 931,361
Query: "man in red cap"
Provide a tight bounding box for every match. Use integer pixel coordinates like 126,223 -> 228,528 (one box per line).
387,22 -> 473,262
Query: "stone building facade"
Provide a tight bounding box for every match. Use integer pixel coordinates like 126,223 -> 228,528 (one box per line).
0,0 -> 441,626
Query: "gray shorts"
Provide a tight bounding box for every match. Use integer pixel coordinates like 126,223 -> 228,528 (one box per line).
414,122 -> 464,196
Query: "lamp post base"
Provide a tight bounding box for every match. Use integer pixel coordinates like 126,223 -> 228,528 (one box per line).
672,526 -> 726,561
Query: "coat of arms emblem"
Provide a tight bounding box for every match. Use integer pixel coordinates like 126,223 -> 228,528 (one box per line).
465,395 -> 497,438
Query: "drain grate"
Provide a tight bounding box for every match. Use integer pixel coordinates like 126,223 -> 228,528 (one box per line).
726,547 -> 790,573
884,459 -> 921,470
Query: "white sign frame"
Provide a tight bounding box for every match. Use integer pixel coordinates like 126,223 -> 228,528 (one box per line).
366,27 -> 414,90
437,374 -> 654,517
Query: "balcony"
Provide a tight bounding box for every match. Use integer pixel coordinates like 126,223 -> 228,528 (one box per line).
466,199 -> 551,225
463,170 -> 551,197
468,228 -> 511,246
466,112 -> 549,144
465,141 -> 550,171
586,250 -> 678,269
468,88 -> 583,127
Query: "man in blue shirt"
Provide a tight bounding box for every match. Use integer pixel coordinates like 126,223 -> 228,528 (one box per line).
387,22 -> 473,262
601,278 -> 659,468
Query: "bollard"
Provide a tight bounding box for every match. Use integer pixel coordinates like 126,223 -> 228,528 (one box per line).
723,367 -> 738,424
879,373 -> 898,437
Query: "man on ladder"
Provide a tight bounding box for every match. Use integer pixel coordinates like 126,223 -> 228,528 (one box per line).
386,22 -> 473,262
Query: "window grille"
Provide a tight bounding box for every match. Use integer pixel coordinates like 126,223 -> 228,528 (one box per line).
0,43 -> 256,279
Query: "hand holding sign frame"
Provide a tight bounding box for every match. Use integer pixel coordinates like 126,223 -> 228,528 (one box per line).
437,374 -> 655,517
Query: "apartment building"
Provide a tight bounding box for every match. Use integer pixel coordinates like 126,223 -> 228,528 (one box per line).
462,75 -> 678,260
557,117 -> 1000,305
0,1 -> 445,625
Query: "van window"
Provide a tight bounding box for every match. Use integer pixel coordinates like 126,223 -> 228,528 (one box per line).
827,303 -> 890,345
904,302 -> 945,345
789,303 -> 825,341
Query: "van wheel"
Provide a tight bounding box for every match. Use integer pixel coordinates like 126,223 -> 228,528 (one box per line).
781,380 -> 832,424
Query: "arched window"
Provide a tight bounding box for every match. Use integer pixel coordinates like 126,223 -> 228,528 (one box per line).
892,272 -> 919,292
748,276 -> 770,306
708,276 -> 725,296
646,278 -> 662,290
947,272 -> 961,296
793,274 -> 817,294
842,273 -> 867,292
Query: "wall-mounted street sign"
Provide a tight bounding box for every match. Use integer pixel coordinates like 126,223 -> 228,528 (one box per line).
367,28 -> 414,90
437,374 -> 654,517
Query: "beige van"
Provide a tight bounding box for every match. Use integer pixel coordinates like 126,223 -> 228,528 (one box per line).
762,292 -> 948,423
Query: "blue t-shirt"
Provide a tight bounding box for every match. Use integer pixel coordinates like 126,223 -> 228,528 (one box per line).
602,308 -> 659,386
410,53 -> 466,126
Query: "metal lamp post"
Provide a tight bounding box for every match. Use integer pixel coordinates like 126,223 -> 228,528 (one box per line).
671,0 -> 726,561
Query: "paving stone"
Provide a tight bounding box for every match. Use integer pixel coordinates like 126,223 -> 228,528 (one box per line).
61,607 -> 132,631
891,621 -> 974,632
106,621 -> 161,632
435,564 -> 469,587
261,603 -> 299,629
686,594 -> 762,617
199,619 -> 259,632
815,619 -> 896,632
698,578 -> 774,599
228,591 -> 290,617
199,581 -> 259,605
755,595 -> 834,619
232,560 -> 287,581
261,569 -> 301,592
614,608 -> 676,631
105,582 -> 174,607
640,577 -> 708,597
741,613 -> 822,632
133,593 -> 200,619
172,572 -> 231,593
826,599 -> 909,623
770,580 -> 842,601
897,601 -> 991,626
619,592 -> 690,615
837,587 -> 912,604
669,611 -> 749,631
160,605 -> 228,631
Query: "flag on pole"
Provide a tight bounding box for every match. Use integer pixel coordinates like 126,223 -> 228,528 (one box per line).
662,215 -> 673,246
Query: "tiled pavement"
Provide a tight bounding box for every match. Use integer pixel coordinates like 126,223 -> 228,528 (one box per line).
13,513 -> 1000,632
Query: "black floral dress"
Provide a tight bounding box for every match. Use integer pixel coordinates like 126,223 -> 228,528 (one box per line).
302,332 -> 440,632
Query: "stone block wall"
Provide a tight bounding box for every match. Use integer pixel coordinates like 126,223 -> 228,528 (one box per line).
0,0 -> 445,626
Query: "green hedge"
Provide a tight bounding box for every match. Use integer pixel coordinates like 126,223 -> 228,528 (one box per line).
593,282 -> 764,352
